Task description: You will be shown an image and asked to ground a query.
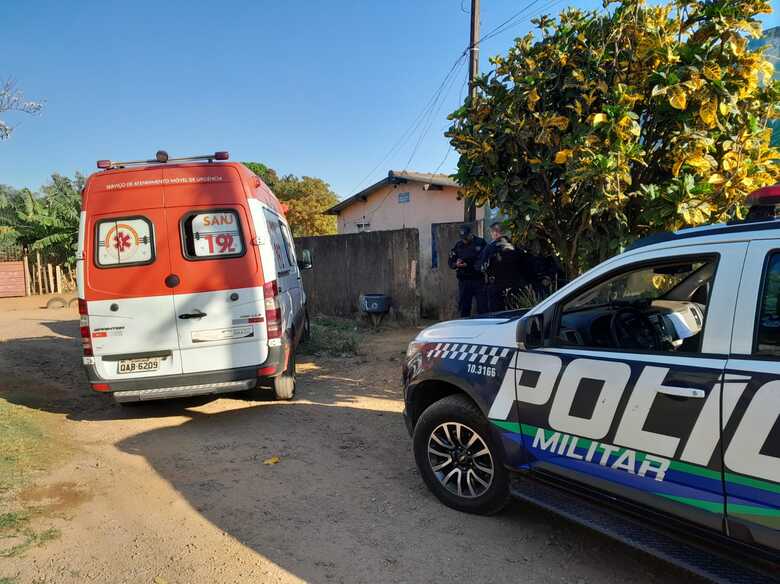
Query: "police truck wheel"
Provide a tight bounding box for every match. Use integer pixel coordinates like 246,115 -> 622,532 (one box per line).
273,351 -> 296,400
413,394 -> 510,515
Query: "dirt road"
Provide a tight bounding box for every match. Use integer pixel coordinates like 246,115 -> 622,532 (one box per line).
0,296 -> 692,583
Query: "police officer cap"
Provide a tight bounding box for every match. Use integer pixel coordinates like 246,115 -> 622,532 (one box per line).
459,225 -> 472,237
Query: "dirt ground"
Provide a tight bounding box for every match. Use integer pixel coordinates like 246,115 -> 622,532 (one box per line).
0,295 -> 694,584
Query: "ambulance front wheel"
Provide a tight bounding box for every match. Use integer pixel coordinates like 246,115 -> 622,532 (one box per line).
273,350 -> 296,400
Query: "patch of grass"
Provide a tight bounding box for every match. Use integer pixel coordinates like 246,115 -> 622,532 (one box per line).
0,401 -> 63,495
0,507 -> 62,559
0,512 -> 29,531
0,399 -> 68,558
0,527 -> 61,558
300,316 -> 363,356
0,577 -> 18,584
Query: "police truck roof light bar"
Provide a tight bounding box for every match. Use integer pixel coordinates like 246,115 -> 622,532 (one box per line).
744,183 -> 780,222
95,151 -> 229,170
747,184 -> 780,206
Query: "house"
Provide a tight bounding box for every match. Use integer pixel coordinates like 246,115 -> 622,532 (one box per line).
325,170 -> 488,316
326,168 -> 486,266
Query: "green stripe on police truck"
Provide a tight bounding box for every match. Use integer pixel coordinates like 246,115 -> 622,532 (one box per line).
490,420 -> 780,495
657,494 -> 780,517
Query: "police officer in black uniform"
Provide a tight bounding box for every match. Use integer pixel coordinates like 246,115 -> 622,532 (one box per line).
480,222 -> 519,313
448,225 -> 487,317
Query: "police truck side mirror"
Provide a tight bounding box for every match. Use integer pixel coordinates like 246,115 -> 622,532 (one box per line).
517,314 -> 544,349
297,249 -> 313,270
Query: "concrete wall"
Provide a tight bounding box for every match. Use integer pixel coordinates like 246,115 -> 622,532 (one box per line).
335,182 -> 485,318
426,221 -> 484,321
295,229 -> 420,322
335,183 -> 466,278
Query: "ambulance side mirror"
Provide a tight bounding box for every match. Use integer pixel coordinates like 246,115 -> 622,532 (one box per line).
517,314 -> 544,349
297,249 -> 313,270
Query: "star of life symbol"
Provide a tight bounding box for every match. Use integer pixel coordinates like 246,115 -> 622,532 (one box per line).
103,223 -> 141,262
113,231 -> 132,252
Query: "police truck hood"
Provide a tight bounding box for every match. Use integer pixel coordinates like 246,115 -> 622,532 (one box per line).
416,311 -> 528,342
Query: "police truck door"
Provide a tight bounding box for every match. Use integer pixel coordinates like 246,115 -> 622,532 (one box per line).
722,239 -> 780,551
512,243 -> 747,532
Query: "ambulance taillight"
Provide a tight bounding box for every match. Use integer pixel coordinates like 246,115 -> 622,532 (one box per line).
78,298 -> 93,357
263,280 -> 283,339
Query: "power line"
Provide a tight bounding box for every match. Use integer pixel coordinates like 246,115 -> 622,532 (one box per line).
474,0 -> 544,47
405,57 -> 467,169
477,0 -> 565,48
434,77 -> 469,174
349,0 -> 563,195
430,0 -> 564,176
348,50 -> 468,194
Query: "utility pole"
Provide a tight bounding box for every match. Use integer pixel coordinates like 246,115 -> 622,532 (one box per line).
468,0 -> 480,103
464,0 -> 480,222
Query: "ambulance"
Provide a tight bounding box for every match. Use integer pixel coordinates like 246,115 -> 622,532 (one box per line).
403,186 -> 780,582
76,151 -> 311,403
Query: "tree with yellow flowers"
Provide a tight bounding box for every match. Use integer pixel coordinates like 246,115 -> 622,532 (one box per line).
447,0 -> 779,277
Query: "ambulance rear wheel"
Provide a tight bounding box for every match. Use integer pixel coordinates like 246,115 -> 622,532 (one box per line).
273,351 -> 296,400
413,394 -> 510,515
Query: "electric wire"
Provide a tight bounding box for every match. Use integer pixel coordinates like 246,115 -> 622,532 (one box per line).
404,57 -> 467,170
348,50 -> 469,194
350,0 -> 564,195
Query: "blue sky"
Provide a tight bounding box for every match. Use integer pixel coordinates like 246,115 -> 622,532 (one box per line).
1,1 -> 777,200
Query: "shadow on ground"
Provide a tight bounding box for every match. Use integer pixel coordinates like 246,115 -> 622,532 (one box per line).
0,315 -> 690,583
0,316 -> 407,422
110,383 -> 690,584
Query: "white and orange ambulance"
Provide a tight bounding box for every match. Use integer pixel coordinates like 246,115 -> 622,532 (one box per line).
76,151 -> 311,403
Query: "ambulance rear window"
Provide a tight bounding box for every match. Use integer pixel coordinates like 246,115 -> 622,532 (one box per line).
181,209 -> 245,260
95,217 -> 155,268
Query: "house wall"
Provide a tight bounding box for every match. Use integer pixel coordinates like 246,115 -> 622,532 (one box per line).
335,182 -> 485,317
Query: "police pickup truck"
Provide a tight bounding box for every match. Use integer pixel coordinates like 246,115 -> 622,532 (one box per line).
403,188 -> 780,583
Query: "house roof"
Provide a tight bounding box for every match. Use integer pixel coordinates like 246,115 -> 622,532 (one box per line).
326,170 -> 460,214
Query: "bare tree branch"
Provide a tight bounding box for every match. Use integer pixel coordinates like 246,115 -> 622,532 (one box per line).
0,78 -> 44,140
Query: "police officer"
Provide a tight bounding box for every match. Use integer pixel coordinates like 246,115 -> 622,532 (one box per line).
480,222 -> 518,312
448,225 -> 487,317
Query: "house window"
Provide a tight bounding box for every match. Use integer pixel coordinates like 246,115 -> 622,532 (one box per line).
357,222 -> 371,232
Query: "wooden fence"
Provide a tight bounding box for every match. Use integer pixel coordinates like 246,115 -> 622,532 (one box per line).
26,251 -> 75,295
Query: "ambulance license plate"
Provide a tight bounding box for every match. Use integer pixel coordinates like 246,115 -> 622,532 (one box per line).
117,357 -> 161,374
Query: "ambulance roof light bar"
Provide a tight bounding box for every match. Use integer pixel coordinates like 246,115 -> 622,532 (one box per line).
96,150 -> 229,170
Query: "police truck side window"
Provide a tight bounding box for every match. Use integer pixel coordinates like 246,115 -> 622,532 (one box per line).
181,210 -> 244,259
755,252 -> 780,356
555,258 -> 715,353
